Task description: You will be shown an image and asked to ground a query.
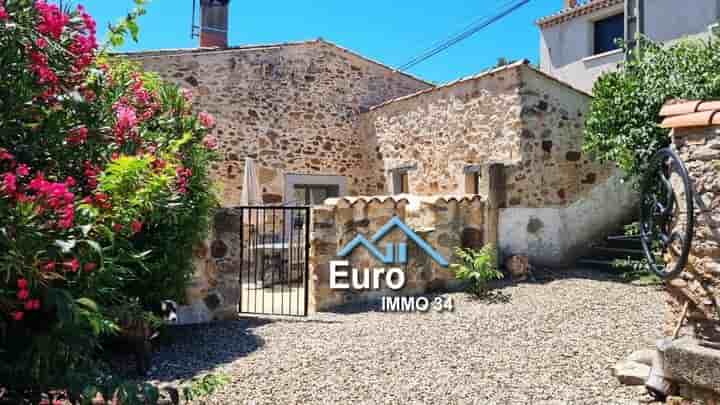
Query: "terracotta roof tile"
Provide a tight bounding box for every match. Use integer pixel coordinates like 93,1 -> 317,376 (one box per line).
659,100 -> 720,129
659,100 -> 720,117
536,0 -> 623,29
324,194 -> 485,208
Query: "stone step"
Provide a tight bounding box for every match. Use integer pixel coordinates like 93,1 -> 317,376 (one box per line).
576,258 -> 632,272
604,235 -> 643,250
589,247 -> 645,260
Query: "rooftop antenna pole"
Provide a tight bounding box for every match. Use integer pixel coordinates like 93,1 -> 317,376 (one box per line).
625,0 -> 645,60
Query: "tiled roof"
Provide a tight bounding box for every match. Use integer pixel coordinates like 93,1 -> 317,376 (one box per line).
659,100 -> 720,129
536,0 -> 624,29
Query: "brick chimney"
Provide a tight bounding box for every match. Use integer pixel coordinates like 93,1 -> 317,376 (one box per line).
564,0 -> 578,8
200,0 -> 229,48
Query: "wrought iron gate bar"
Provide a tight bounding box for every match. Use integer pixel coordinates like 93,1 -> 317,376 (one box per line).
238,206 -> 310,317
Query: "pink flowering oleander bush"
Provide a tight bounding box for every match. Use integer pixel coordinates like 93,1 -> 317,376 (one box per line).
0,0 -> 218,399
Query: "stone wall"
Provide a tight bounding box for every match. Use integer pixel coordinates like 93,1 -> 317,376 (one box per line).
509,63 -> 616,208
127,40 -> 430,206
363,61 -> 616,207
666,125 -> 720,341
309,195 -> 487,311
364,64 -> 523,196
183,209 -> 243,322
362,61 -> 633,266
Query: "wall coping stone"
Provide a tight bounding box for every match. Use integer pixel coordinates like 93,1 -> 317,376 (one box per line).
324,194 -> 486,209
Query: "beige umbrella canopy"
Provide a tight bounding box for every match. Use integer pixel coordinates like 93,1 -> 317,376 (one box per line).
240,158 -> 262,207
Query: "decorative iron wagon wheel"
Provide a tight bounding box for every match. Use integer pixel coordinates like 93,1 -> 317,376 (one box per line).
639,147 -> 694,280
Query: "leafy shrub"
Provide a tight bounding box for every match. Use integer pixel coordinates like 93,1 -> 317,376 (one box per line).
611,222 -> 662,285
0,0 -> 218,398
450,245 -> 504,297
182,373 -> 231,402
584,36 -> 720,180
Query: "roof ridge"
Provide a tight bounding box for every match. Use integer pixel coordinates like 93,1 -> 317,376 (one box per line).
313,39 -> 434,87
369,60 -> 531,111
118,38 -> 434,87
368,61 -> 592,112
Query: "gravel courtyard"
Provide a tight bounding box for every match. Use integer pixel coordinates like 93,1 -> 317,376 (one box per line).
148,269 -> 664,404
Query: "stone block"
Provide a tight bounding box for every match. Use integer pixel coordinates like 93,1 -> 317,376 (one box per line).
665,337 -> 720,395
612,360 -> 650,386
505,255 -> 530,281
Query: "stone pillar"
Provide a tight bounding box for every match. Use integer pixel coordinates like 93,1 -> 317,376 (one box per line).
666,125 -> 720,341
485,164 -> 506,261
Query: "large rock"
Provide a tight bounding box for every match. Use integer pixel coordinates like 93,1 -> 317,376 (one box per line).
627,348 -> 655,367
612,360 -> 651,386
505,255 -> 530,281
665,336 -> 720,395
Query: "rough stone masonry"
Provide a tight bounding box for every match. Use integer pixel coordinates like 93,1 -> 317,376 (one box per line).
127,40 -> 430,205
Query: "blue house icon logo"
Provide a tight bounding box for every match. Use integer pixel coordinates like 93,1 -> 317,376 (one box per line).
337,216 -> 449,267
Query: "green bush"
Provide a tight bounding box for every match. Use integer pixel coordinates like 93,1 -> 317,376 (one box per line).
584,36 -> 720,179
450,245 -> 504,297
0,0 -> 218,399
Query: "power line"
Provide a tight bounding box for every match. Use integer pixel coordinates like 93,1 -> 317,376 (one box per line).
397,0 -> 531,72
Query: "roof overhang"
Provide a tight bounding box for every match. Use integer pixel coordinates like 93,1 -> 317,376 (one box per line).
536,0 -> 624,29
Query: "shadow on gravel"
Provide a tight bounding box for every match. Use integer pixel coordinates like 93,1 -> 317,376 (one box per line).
525,267 -> 663,287
145,318 -> 267,381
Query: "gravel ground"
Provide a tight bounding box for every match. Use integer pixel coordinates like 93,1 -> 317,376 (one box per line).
146,269 -> 664,404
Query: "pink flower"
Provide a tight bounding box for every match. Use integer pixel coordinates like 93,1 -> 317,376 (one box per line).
57,205 -> 74,229
176,167 -> 192,194
31,299 -> 41,310
17,278 -> 28,290
198,112 -> 216,128
35,0 -> 70,40
181,88 -> 193,102
11,311 -> 23,321
16,164 -> 29,177
114,105 -> 138,142
35,37 -> 48,49
41,261 -> 56,272
83,262 -> 96,272
24,300 -> 35,311
0,148 -> 13,161
203,135 -> 218,150
0,6 -> 8,21
93,192 -> 111,210
67,127 -> 88,145
63,258 -> 79,272
17,289 -> 29,301
65,176 -> 76,188
131,220 -> 143,234
2,173 -> 17,195
113,223 -> 123,232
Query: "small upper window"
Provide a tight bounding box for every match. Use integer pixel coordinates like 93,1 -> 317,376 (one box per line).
397,172 -> 409,194
593,13 -> 624,55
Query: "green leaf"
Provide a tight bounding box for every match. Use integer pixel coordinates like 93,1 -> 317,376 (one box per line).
76,298 -> 99,312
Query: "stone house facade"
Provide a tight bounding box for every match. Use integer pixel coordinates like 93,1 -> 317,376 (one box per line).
127,40 -> 431,206
124,4 -> 639,316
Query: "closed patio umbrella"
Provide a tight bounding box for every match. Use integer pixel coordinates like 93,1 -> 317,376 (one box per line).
240,158 -> 262,207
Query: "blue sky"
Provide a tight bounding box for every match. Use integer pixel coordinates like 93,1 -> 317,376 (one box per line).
81,0 -> 560,84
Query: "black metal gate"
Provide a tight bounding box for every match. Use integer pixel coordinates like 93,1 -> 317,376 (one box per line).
239,206 -> 310,316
